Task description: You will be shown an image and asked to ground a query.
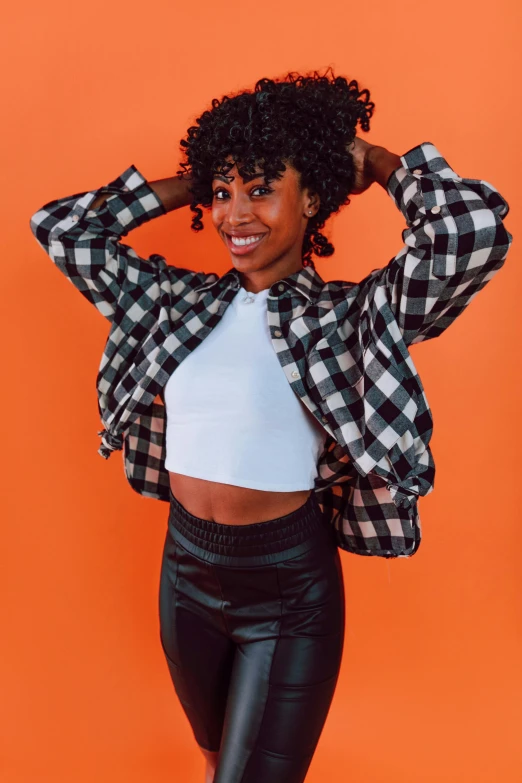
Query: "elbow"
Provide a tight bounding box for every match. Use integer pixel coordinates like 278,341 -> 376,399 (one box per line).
29,208 -> 66,268
456,210 -> 513,270
29,209 -> 52,255
501,222 -> 514,257
480,191 -> 513,262
29,210 -> 42,239
29,207 -> 54,245
489,218 -> 513,266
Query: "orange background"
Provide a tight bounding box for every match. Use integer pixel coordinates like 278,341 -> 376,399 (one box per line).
2,0 -> 521,781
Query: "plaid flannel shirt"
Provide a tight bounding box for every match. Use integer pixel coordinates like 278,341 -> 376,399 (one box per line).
29,141 -> 512,558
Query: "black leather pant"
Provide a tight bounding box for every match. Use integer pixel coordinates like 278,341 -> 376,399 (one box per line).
159,488 -> 346,783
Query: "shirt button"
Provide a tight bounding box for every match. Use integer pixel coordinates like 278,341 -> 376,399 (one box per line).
413,168 -> 422,175
430,205 -> 441,214
291,370 -> 299,378
278,283 -> 285,292
274,330 -> 282,337
71,215 -> 79,222
321,416 -> 328,423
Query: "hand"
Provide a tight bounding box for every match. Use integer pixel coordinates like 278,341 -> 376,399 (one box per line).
346,136 -> 381,195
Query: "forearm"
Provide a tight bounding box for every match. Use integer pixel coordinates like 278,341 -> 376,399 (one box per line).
90,173 -> 195,212
368,146 -> 402,190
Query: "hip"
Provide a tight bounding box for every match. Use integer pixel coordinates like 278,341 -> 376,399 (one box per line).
161,489 -> 345,642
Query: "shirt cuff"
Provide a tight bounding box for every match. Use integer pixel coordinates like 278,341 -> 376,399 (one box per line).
385,141 -> 510,226
385,142 -> 463,226
84,164 -> 167,236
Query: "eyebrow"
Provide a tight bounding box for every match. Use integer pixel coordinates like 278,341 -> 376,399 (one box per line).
212,172 -> 267,184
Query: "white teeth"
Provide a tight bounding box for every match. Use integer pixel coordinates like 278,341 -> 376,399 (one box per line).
230,234 -> 263,246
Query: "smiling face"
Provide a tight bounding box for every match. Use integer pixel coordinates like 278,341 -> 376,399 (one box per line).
210,156 -> 320,293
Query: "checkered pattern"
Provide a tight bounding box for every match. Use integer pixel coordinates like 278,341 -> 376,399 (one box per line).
29,142 -> 512,558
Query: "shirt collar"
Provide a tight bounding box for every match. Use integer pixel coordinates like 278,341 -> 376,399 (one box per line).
194,263 -> 325,304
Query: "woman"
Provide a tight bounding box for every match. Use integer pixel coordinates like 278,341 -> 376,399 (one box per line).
154,72 -> 385,783
30,68 -> 512,783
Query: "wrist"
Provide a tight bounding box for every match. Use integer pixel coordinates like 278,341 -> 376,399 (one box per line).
367,146 -> 402,190
150,174 -> 194,212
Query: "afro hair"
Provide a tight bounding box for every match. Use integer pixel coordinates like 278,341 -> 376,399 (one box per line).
176,66 -> 375,267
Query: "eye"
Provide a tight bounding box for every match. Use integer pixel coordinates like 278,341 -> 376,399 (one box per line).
213,186 -> 273,200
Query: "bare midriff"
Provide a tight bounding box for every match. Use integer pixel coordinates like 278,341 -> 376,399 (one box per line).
168,472 -> 312,525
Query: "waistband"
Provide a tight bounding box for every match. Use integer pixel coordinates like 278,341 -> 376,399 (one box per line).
167,487 -> 333,567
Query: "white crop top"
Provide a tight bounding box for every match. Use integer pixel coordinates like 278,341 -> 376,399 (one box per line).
163,285 -> 328,491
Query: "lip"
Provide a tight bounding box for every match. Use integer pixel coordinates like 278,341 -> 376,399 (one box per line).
223,232 -> 267,255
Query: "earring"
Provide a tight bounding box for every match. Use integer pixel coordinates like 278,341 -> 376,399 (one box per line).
308,210 -> 313,215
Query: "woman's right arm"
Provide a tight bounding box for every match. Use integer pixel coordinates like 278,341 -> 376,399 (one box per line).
29,165 -> 207,322
89,172 -> 195,212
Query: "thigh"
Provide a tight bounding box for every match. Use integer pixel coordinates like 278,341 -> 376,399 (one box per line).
214,540 -> 346,783
158,531 -> 236,752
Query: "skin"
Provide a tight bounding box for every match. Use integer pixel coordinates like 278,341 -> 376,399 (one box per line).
210,155 -> 320,293
349,136 -> 381,193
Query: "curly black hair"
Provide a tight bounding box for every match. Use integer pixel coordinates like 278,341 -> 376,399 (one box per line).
176,66 -> 375,267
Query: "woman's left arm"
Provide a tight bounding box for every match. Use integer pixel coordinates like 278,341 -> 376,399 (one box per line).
348,137 -> 513,347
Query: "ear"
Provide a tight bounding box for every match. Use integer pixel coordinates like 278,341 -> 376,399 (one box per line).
303,188 -> 320,218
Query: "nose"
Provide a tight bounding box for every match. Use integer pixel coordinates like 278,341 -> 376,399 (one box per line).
223,192 -> 254,227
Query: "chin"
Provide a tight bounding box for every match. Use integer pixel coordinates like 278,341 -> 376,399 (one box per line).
231,255 -> 268,267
